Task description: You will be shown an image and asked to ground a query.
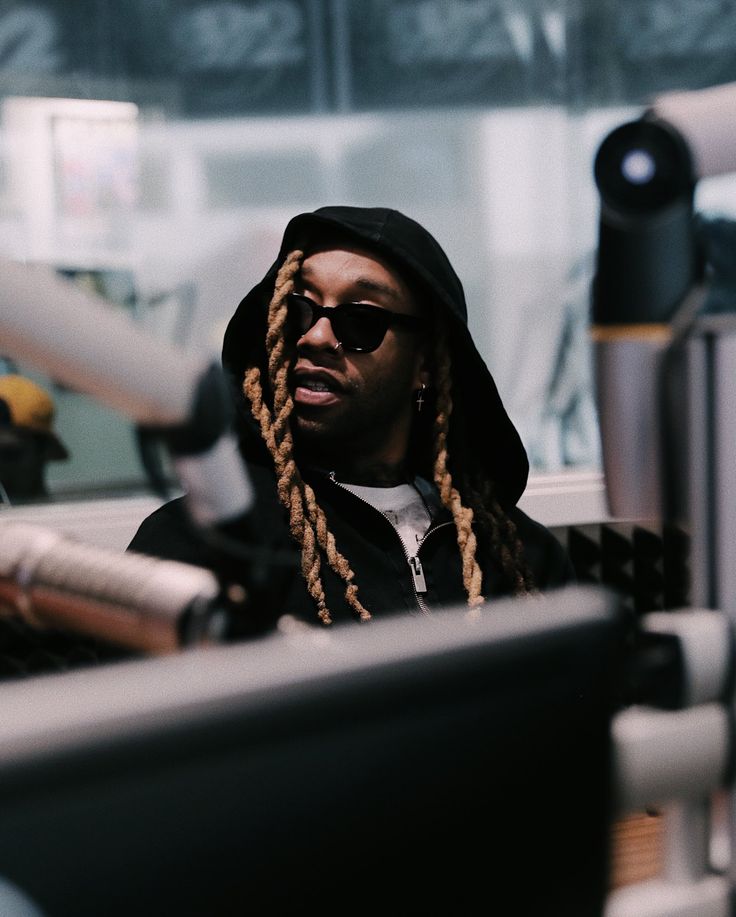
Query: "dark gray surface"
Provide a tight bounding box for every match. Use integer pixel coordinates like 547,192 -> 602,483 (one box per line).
0,584 -> 626,916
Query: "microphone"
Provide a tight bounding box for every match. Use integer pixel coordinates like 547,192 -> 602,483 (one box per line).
0,255 -> 299,635
592,110 -> 698,331
592,81 -> 736,326
0,522 -> 244,654
591,119 -> 696,520
0,256 -> 252,529
591,81 -> 736,334
588,83 -> 736,519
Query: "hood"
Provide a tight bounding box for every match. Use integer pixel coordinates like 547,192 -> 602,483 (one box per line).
222,206 -> 529,507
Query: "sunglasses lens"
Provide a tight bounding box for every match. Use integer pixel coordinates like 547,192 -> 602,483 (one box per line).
287,295 -> 389,352
334,305 -> 388,352
286,295 -> 315,340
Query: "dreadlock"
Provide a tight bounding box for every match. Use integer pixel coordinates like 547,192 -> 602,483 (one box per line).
242,248 -> 535,625
430,314 -> 537,602
243,249 -> 370,626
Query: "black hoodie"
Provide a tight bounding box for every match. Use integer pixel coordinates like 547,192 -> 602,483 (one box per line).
128,206 -> 573,631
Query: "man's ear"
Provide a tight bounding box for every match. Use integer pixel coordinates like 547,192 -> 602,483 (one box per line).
413,346 -> 432,391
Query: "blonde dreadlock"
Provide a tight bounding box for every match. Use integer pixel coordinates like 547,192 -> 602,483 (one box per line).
431,331 -> 484,608
243,249 -> 370,625
431,317 -> 537,601
243,249 -> 534,625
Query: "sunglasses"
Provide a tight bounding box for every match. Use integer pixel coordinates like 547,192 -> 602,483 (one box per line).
286,293 -> 425,353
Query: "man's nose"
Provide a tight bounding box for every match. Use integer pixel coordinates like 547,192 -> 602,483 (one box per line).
298,315 -> 340,350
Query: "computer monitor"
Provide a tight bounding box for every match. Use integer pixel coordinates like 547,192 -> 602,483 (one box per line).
0,584 -> 628,916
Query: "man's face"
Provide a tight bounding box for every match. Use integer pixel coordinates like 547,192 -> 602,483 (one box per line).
288,244 -> 429,479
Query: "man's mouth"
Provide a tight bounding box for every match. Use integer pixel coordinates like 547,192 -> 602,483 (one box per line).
293,372 -> 344,407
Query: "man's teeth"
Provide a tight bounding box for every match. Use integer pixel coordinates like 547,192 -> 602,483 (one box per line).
305,380 -> 330,391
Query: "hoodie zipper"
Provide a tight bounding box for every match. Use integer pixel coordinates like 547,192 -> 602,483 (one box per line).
328,472 -> 451,615
409,522 -> 454,614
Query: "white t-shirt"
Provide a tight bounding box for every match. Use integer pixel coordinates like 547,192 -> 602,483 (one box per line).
339,479 -> 436,557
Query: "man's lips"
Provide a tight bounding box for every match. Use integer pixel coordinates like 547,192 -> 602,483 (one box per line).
292,369 -> 345,407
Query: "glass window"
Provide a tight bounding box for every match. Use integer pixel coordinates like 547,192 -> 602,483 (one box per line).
0,0 -> 734,506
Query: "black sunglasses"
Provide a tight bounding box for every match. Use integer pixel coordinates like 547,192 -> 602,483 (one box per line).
286,293 -> 425,353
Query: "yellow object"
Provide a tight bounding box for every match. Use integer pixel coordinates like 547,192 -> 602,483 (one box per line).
0,374 -> 68,459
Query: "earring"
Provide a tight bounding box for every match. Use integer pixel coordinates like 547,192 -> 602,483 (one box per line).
415,382 -> 427,413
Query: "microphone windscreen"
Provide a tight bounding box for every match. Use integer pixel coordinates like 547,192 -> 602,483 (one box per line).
0,522 -> 230,653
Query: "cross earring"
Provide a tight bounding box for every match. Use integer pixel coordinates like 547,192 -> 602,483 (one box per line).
415,382 -> 426,413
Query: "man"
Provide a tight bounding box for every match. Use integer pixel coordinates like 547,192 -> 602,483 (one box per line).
0,374 -> 69,505
129,206 -> 574,629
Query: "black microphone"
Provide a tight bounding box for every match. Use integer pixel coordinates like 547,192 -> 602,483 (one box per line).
590,82 -> 736,521
592,82 -> 736,334
0,522 -> 247,653
592,114 -> 698,329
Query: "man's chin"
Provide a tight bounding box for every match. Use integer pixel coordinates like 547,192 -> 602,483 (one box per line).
292,413 -> 353,453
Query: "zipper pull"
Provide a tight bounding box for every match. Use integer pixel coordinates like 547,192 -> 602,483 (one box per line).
409,556 -> 427,593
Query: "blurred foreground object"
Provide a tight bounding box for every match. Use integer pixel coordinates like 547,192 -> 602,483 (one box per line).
0,585 -> 629,917
0,256 -> 297,625
0,522 -> 244,656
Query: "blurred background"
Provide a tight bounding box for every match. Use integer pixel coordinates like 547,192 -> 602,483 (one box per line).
1,0 -> 735,504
